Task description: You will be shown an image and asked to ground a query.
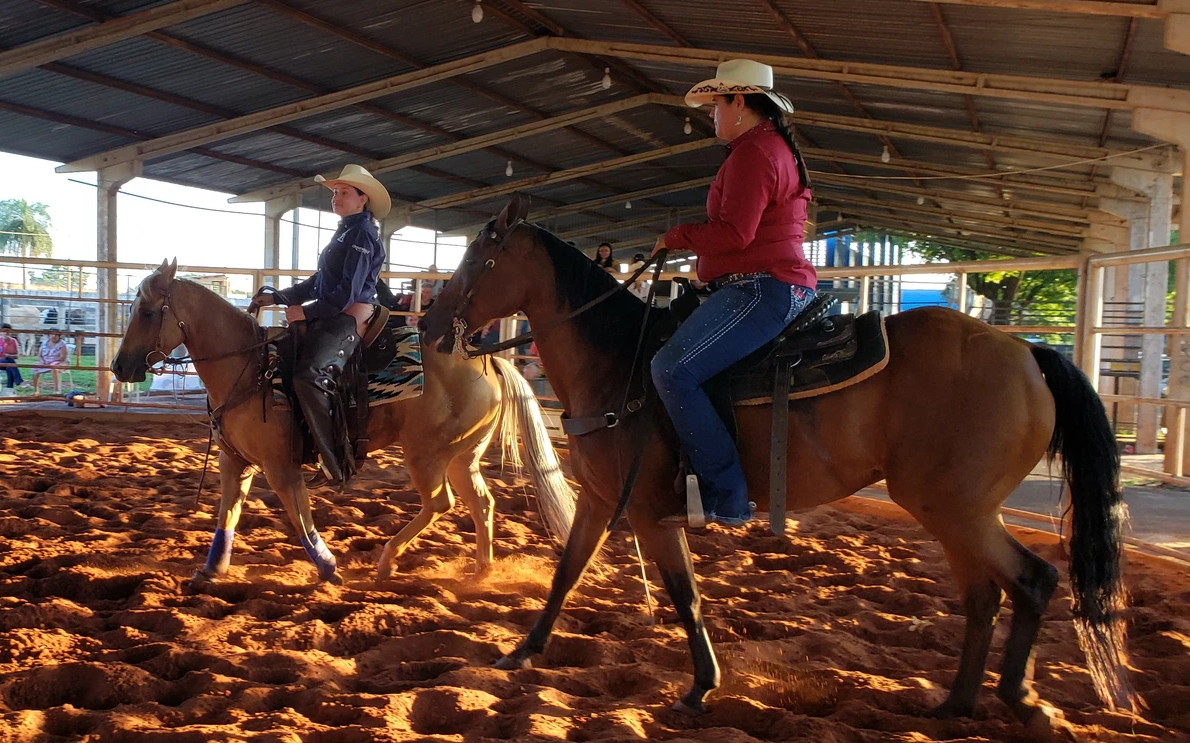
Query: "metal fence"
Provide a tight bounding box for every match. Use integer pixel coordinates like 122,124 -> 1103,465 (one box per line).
2,247 -> 1187,485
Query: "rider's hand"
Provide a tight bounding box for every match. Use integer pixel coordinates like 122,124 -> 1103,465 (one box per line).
650,236 -> 667,258
248,289 -> 277,314
284,305 -> 306,323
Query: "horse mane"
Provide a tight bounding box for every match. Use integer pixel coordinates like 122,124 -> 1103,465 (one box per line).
530,224 -> 647,353
170,278 -> 259,335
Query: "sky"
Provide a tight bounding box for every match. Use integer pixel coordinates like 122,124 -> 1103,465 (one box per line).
0,151 -> 468,296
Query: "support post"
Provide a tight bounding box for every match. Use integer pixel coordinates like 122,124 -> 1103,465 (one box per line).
956,271 -> 968,314
96,161 -> 141,401
1081,264 -> 1106,390
263,194 -> 300,293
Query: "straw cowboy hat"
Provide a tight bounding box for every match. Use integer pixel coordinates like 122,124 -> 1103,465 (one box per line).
314,164 -> 392,219
684,59 -> 795,114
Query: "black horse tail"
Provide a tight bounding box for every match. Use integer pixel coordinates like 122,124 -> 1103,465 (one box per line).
1031,345 -> 1134,711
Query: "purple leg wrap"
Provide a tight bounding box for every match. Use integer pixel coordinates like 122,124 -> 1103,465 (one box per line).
204,528 -> 235,575
300,529 -> 337,579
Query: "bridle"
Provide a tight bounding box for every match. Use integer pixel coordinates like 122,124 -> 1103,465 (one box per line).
446,218 -> 525,356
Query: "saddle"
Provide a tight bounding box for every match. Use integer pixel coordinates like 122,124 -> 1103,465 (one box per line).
668,283 -> 890,535
266,304 -> 401,484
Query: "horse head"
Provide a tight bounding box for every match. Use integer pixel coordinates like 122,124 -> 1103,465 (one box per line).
420,193 -> 532,354
111,258 -> 181,382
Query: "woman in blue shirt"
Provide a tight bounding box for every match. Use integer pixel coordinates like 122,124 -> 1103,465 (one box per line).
251,164 -> 391,484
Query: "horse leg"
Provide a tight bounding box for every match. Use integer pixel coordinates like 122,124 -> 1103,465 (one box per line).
192,451 -> 253,585
995,535 -> 1062,736
629,512 -> 720,714
376,462 -> 453,579
268,471 -> 339,584
495,494 -> 612,670
927,545 -> 1003,718
447,454 -> 495,576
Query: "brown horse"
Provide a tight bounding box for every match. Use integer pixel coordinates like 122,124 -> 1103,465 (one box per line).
419,196 -> 1131,739
112,259 -> 575,586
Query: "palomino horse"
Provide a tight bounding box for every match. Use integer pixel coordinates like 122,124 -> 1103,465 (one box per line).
112,260 -> 575,586
420,195 -> 1130,739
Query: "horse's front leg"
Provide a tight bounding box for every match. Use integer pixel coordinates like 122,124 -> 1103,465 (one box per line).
192,450 -> 253,586
269,470 -> 339,584
496,494 -> 612,670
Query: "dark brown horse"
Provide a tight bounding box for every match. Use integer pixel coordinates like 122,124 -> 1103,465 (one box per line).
420,195 -> 1131,739
112,260 -> 575,586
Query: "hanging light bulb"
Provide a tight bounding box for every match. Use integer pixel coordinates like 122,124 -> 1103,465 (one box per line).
624,200 -> 632,209
683,117 -> 692,135
916,195 -> 925,205
880,145 -> 891,164
471,0 -> 483,23
601,68 -> 612,90
505,160 -> 513,177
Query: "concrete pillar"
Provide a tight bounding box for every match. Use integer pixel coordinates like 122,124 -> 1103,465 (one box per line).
263,195 -> 300,292
1129,110 -> 1190,471
1099,196 -> 1156,450
1164,0 -> 1190,54
96,161 -> 141,401
380,207 -> 410,275
1109,149 -> 1176,454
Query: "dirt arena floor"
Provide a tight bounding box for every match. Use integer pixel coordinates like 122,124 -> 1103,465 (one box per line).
1,416 -> 1188,743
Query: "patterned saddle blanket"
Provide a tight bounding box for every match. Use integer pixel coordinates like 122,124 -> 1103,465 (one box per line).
366,325 -> 424,406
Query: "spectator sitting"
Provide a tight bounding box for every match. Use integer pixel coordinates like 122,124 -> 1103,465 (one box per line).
593,242 -> 615,271
628,253 -> 651,301
0,324 -> 22,395
29,330 -> 68,395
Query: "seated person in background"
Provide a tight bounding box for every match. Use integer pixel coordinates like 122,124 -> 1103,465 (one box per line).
594,242 -> 616,271
1,324 -> 22,393
30,330 -> 68,395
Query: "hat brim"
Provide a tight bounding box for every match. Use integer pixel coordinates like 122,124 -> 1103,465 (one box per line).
684,78 -> 795,114
314,173 -> 392,220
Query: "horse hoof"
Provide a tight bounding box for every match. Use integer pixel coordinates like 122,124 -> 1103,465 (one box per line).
188,570 -> 214,592
672,698 -> 705,716
321,572 -> 343,586
495,653 -> 531,671
927,699 -> 974,719
1022,704 -> 1074,742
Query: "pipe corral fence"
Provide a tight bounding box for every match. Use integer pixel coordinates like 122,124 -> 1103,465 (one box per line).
3,246 -> 1189,485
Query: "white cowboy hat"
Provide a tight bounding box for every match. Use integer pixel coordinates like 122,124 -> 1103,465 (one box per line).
684,59 -> 795,114
314,164 -> 392,220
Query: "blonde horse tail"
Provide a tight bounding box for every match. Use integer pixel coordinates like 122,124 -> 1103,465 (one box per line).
491,355 -> 576,545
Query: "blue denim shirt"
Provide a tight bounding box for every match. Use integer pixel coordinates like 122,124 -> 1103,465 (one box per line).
277,211 -> 386,320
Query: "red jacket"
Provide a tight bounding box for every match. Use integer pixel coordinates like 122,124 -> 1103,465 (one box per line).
664,121 -> 816,288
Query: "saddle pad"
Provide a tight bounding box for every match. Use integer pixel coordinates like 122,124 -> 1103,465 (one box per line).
730,311 -> 889,406
367,326 -> 424,406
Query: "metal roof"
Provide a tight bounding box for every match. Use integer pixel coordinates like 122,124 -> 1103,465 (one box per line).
0,0 -> 1186,257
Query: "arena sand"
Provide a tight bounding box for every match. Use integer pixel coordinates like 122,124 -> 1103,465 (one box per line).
0,416 -> 1188,742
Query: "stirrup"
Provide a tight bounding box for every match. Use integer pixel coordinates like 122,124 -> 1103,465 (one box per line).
660,474 -> 707,528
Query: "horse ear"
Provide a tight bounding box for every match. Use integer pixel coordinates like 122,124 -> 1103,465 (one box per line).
496,193 -> 531,233
163,258 -> 178,283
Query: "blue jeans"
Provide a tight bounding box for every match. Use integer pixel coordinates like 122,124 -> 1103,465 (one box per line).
1,356 -> 20,388
651,276 -> 815,518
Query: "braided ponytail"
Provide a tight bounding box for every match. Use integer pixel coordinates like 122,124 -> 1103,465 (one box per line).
742,93 -> 812,192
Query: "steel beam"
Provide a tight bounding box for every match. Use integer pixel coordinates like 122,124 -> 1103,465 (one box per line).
904,0 -> 1166,18
552,38 -> 1190,113
411,139 -> 717,212
827,205 -> 1082,251
819,193 -> 1088,237
811,174 -> 1101,223
56,38 -> 549,173
0,0 -> 248,79
229,94 -> 663,203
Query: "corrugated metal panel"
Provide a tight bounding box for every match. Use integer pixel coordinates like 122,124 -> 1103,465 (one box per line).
0,109 -> 126,162
1125,18 -> 1190,88
932,5 -> 1131,80
0,0 -> 89,48
63,36 -> 310,115
0,67 -> 216,134
168,4 -> 406,92
528,0 -> 675,45
369,81 -> 536,138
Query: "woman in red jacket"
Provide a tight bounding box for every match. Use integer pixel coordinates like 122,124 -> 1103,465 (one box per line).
652,60 -> 817,527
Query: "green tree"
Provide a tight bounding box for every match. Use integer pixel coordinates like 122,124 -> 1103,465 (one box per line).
905,240 -> 1077,327
0,199 -> 54,289
28,265 -> 72,289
